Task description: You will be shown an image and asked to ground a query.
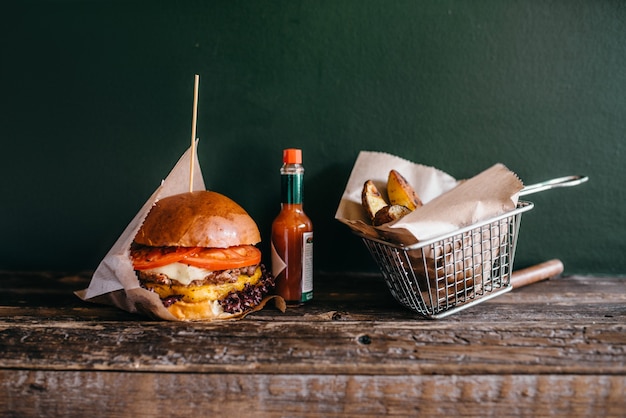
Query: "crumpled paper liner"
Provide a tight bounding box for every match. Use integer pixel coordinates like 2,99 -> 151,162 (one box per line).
335,151 -> 524,312
76,143 -> 285,321
335,151 -> 523,243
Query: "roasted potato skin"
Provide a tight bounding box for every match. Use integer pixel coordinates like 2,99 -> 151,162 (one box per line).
372,204 -> 412,226
387,169 -> 423,211
361,170 -> 422,225
361,180 -> 388,221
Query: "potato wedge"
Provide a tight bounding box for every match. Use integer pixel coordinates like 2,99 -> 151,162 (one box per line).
387,169 -> 422,211
361,180 -> 388,221
372,204 -> 412,226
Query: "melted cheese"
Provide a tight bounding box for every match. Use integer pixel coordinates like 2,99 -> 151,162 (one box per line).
143,266 -> 262,303
143,263 -> 213,286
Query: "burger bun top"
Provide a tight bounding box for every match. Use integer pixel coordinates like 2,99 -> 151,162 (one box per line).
134,191 -> 261,248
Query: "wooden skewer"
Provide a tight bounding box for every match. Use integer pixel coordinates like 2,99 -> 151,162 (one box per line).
189,74 -> 200,192
510,259 -> 564,289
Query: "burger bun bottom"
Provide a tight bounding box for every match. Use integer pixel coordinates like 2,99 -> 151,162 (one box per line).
165,293 -> 286,321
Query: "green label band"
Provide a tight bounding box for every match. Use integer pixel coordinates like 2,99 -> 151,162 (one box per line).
281,174 -> 303,204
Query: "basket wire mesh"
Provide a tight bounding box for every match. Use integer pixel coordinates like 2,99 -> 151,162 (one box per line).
359,201 -> 534,319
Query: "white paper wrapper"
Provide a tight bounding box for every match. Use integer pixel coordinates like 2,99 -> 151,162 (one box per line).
75,143 -> 205,320
76,143 -> 285,321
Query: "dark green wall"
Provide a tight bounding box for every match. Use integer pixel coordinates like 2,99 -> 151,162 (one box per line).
2,1 -> 624,275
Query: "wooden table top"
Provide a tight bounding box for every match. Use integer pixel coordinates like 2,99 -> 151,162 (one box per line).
1,270 -> 625,417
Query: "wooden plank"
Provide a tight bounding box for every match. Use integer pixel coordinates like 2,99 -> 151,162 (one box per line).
1,317 -> 624,375
1,301 -> 625,323
2,272 -> 625,305
2,272 -> 625,316
1,370 -> 624,417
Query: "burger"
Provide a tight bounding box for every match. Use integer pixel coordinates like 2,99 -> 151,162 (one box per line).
130,190 -> 275,320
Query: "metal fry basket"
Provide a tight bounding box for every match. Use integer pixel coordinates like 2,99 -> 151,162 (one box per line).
357,201 -> 535,319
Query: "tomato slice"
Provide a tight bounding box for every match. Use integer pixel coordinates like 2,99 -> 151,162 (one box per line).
131,246 -> 198,270
183,245 -> 261,270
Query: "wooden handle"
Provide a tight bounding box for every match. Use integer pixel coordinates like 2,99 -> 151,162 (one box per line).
510,259 -> 564,289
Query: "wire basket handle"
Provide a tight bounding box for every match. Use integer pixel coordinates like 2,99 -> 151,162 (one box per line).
519,175 -> 588,197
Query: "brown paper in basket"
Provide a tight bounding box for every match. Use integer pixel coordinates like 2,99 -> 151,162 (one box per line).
335,151 -> 524,308
75,143 -> 282,321
335,151 -> 523,243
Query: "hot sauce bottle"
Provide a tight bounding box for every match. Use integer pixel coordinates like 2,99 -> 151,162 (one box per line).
271,148 -> 313,306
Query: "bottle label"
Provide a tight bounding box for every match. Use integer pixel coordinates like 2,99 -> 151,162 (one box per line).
301,231 -> 313,302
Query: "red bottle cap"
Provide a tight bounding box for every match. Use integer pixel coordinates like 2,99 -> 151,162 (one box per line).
283,148 -> 302,164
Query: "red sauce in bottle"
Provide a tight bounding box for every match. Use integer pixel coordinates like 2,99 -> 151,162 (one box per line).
271,149 -> 313,306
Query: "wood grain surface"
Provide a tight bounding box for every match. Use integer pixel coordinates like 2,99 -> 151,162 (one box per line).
1,271 -> 625,417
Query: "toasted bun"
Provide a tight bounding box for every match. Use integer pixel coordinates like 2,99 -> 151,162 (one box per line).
165,299 -> 245,321
135,191 -> 261,248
